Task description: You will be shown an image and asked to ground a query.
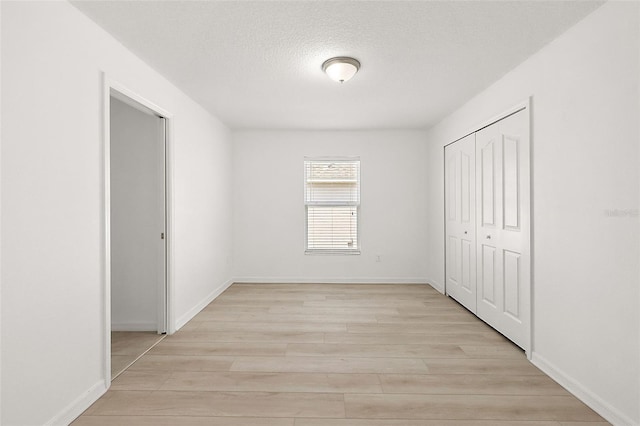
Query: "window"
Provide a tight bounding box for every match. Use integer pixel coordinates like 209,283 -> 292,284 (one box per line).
304,158 -> 360,254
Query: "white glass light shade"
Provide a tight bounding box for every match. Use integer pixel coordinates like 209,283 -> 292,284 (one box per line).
322,57 -> 360,83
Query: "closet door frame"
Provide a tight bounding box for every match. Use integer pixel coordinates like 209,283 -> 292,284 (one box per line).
443,97 -> 532,357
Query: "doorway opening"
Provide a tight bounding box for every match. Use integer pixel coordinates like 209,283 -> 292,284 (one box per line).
104,81 -> 173,382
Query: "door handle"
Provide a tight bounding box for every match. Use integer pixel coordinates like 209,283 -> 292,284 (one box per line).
486,235 -> 491,239
464,231 -> 468,234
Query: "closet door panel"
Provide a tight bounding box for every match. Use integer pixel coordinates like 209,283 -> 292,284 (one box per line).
461,239 -> 473,291
503,250 -> 521,319
444,134 -> 476,312
461,151 -> 472,223
503,135 -> 520,231
475,109 -> 529,350
447,236 -> 460,285
480,244 -> 497,306
480,139 -> 496,227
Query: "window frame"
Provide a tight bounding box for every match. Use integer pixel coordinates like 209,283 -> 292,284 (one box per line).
304,156 -> 361,255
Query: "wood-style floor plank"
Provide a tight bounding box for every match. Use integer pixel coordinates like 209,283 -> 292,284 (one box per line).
460,343 -> 526,358
375,313 -> 479,323
86,390 -> 345,418
195,320 -> 347,333
149,341 -> 287,356
159,371 -> 383,393
379,374 -> 571,395
127,355 -> 234,372
344,394 -> 603,421
269,306 -> 400,315
422,358 -> 543,375
166,330 -> 325,343
285,342 -> 467,358
304,299 -> 430,308
347,322 -> 495,334
75,283 -> 609,425
294,420 -> 587,426
323,332 -> 507,345
229,355 -> 430,374
110,370 -> 172,391
73,417 -> 295,426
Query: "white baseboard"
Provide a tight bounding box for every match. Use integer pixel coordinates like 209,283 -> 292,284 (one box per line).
232,277 -> 429,284
111,321 -> 157,332
175,278 -> 233,330
531,352 -> 638,426
45,379 -> 107,426
426,278 -> 444,294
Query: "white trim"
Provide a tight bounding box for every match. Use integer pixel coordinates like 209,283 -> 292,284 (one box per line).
111,322 -> 158,332
232,277 -> 429,285
108,80 -> 172,119
303,155 -> 361,161
444,98 -> 530,148
426,278 -> 445,294
175,279 -> 234,330
165,115 -> 176,335
304,249 -> 361,255
100,72 -> 111,387
0,2 -> 3,420
531,352 -> 638,426
44,380 -> 107,426
102,73 -> 176,387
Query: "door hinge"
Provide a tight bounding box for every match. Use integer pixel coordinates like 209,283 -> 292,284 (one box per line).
161,232 -> 165,240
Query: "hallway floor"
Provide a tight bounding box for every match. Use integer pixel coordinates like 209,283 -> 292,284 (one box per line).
74,283 -> 608,425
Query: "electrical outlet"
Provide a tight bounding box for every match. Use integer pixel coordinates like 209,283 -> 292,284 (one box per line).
375,255 -> 381,263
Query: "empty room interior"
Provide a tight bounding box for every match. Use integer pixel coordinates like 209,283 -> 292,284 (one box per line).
1,1 -> 639,426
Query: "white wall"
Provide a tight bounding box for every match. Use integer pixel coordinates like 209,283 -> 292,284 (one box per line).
425,2 -> 639,424
172,102 -> 233,330
1,1 -> 233,424
110,97 -> 161,331
233,130 -> 428,283
0,1 -> 3,422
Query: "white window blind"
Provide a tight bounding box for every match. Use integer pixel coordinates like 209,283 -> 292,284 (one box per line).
304,158 -> 360,253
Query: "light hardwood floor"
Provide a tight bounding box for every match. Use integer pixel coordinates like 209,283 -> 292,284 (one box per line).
74,284 -> 609,425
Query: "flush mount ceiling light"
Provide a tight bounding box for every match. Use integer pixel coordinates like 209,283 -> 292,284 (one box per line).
322,57 -> 360,83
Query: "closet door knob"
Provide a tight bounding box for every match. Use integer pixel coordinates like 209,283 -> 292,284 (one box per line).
486,235 -> 491,239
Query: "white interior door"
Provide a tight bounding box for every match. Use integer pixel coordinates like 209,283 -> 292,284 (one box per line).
475,108 -> 530,350
445,134 -> 477,312
110,96 -> 167,333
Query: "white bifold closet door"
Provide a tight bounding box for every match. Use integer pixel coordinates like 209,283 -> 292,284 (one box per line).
445,134 -> 477,312
445,108 -> 530,351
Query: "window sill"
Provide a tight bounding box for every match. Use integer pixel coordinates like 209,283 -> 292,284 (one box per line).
305,250 -> 361,256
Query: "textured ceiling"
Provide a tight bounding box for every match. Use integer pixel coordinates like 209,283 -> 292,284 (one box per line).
71,1 -> 603,130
